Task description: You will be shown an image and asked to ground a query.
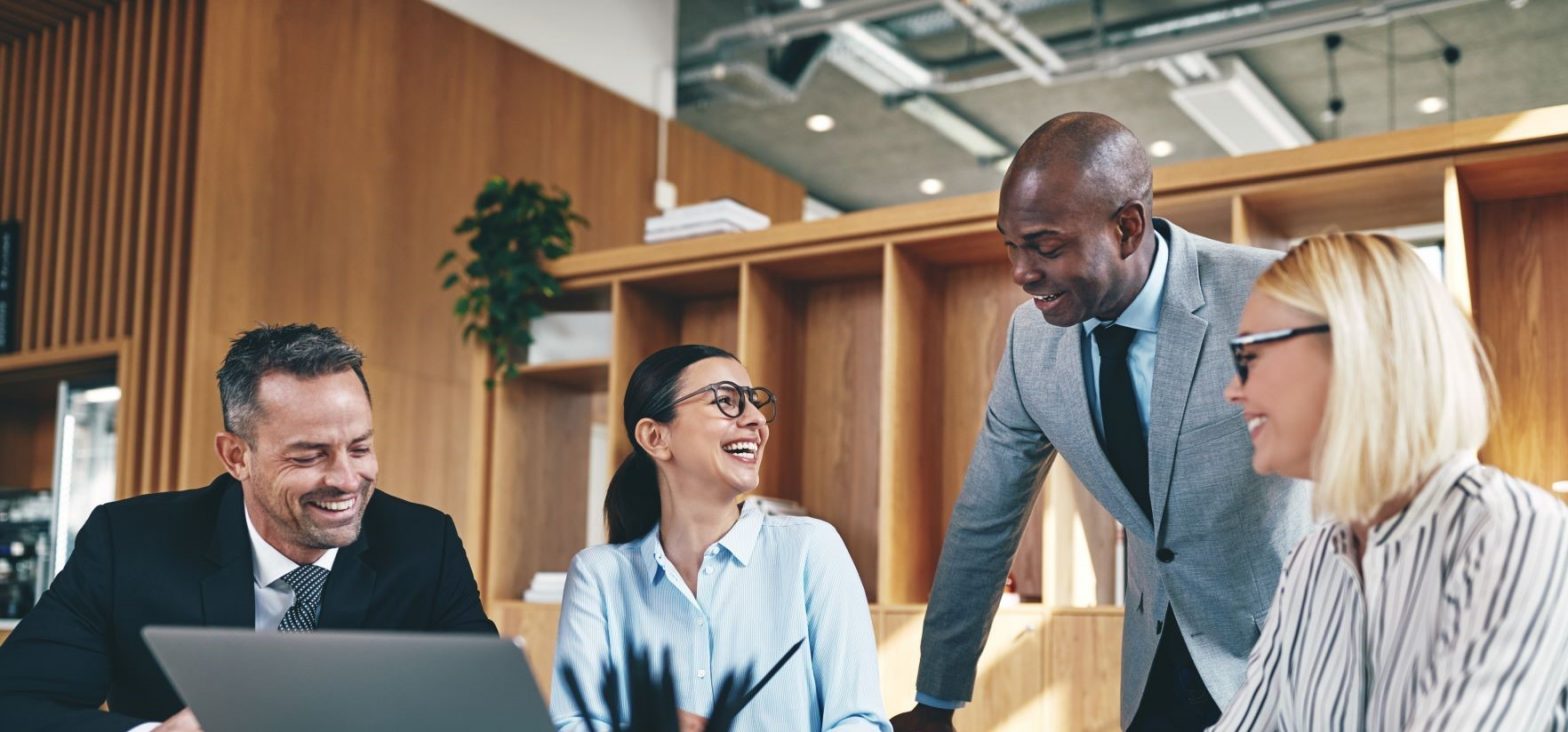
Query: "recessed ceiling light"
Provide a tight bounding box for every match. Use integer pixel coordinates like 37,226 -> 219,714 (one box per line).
806,114 -> 835,132
919,178 -> 945,195
800,0 -> 825,8
1416,96 -> 1448,115
1148,140 -> 1175,158
1508,0 -> 1528,8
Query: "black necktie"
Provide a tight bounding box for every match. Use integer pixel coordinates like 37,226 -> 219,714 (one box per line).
1094,324 -> 1151,520
277,564 -> 330,632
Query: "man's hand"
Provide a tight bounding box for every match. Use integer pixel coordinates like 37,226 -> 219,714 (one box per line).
152,707 -> 203,732
677,709 -> 707,732
890,703 -> 957,732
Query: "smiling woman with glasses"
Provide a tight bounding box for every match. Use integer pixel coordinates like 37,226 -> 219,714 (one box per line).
1213,232 -> 1568,730
550,344 -> 890,732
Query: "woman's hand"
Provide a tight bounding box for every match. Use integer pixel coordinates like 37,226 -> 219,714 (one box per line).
677,709 -> 707,732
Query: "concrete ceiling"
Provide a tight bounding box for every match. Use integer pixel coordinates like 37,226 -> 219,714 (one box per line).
676,0 -> 1568,212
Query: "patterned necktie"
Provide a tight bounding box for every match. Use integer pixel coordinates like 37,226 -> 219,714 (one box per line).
277,564 -> 330,632
1094,323 -> 1152,521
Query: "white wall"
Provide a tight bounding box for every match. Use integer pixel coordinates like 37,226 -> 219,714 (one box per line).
425,0 -> 677,113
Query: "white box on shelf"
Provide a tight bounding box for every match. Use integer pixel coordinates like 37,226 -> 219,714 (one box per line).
526,312 -> 612,365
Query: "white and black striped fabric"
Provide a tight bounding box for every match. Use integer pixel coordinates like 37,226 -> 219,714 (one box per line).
276,564 -> 330,632
1213,453 -> 1568,731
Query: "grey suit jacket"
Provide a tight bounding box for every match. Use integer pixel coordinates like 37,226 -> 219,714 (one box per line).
915,219 -> 1313,727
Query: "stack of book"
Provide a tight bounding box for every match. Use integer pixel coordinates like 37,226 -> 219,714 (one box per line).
644,198 -> 769,243
523,571 -> 567,603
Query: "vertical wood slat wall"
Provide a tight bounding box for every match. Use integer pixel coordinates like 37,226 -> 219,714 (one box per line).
0,0 -> 203,498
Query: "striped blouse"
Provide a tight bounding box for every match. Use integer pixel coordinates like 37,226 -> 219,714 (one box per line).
550,502 -> 890,731
1214,453 -> 1568,731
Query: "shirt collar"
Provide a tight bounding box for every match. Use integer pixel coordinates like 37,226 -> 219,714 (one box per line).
1369,451 -> 1480,548
1082,229 -> 1168,336
716,500 -> 764,566
244,502 -> 337,588
637,501 -> 766,584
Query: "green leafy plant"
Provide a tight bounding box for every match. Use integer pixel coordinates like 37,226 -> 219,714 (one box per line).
439,176 -> 587,388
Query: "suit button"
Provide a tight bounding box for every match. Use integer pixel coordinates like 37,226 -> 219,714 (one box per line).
1156,548 -> 1176,563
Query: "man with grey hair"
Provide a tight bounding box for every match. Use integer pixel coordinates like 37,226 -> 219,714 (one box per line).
0,323 -> 496,732
892,113 -> 1311,731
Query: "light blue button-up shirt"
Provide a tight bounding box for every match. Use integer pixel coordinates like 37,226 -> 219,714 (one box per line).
1080,229 -> 1168,438
551,502 -> 890,731
915,231 -> 1169,712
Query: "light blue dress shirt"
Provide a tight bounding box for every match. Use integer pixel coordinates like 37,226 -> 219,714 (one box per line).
551,502 -> 891,731
1079,230 -> 1168,438
915,232 -> 1168,712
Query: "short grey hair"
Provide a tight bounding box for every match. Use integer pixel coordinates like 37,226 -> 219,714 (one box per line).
217,323 -> 371,441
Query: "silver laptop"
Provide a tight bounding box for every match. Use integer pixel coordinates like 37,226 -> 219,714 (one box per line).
142,627 -> 553,732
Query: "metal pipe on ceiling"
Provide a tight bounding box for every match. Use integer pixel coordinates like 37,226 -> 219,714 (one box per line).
684,0 -> 1487,89
681,0 -> 937,61
923,0 -> 1487,86
938,0 -> 1054,85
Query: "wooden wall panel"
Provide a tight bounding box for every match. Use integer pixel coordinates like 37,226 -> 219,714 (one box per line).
487,378 -> 593,602
938,262 -> 1068,602
667,120 -> 804,225
738,265 -> 804,505
1474,194 -> 1568,488
0,0 -> 200,500
880,248 -> 943,604
0,2 -> 117,44
800,278 -> 882,598
492,600 -> 563,699
1045,609 -> 1123,731
178,0 -> 803,557
677,295 -> 739,354
0,401 -> 55,490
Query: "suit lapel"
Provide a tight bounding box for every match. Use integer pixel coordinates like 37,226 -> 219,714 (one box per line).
1147,221 -> 1208,536
1052,323 -> 1156,543
201,477 -> 256,628
317,529 -> 376,629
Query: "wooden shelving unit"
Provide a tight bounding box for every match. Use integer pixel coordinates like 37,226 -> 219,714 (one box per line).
486,106 -> 1568,727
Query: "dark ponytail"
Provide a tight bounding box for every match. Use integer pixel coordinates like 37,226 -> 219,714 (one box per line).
605,344 -> 737,543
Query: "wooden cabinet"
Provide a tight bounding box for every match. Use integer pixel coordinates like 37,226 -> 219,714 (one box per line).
878,604 -> 1048,730
500,600 -> 1125,727
484,107 -> 1568,722
493,600 -> 563,701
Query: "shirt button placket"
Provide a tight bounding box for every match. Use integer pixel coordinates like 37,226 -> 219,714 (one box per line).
694,602 -> 714,702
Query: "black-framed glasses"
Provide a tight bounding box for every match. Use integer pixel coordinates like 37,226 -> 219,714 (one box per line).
1228,324 -> 1330,384
672,380 -> 778,423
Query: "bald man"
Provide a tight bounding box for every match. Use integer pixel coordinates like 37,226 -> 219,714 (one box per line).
892,113 -> 1312,731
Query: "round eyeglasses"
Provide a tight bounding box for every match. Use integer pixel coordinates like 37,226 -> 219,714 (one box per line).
671,380 -> 777,423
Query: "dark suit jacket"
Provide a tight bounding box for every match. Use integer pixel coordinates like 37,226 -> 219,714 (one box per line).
0,474 -> 497,731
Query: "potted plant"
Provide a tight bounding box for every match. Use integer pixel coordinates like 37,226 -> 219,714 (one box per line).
439,176 -> 587,387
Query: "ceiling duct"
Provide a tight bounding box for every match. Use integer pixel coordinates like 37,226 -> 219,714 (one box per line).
1169,56 -> 1314,155
678,33 -> 832,107
677,0 -> 1487,159
683,0 -> 1489,92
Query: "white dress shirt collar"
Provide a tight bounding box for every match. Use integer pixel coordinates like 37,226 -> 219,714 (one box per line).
639,500 -> 766,584
243,501 -> 337,588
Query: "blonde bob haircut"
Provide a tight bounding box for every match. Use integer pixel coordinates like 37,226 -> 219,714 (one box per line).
1252,232 -> 1496,523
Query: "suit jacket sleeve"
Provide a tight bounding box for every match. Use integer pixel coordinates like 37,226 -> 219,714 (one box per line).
915,311 -> 1056,702
431,514 -> 498,634
0,506 -> 153,731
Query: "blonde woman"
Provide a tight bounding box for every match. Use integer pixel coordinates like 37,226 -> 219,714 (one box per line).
1214,232 -> 1568,730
